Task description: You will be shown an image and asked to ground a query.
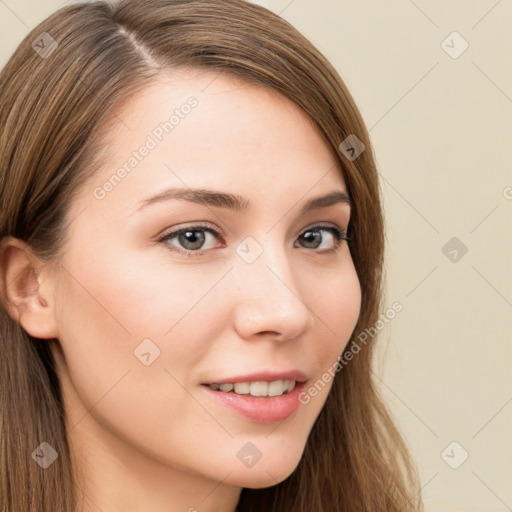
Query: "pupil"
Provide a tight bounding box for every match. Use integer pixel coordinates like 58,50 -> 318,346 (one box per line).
180,230 -> 205,249
303,230 -> 320,248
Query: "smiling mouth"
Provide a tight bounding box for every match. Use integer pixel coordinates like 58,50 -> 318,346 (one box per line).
202,380 -> 296,397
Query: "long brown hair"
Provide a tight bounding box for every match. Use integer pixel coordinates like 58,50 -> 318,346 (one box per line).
0,1 -> 423,510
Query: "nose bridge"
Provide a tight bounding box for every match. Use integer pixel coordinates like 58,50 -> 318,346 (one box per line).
236,232 -> 294,294
231,233 -> 313,339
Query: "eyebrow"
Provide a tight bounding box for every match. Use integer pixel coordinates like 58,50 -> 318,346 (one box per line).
136,187 -> 351,215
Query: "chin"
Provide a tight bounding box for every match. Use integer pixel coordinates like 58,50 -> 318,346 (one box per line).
226,455 -> 302,489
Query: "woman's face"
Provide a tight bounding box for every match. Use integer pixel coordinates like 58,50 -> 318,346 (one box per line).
44,69 -> 361,500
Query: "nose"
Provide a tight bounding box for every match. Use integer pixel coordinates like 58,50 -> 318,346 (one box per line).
231,242 -> 314,343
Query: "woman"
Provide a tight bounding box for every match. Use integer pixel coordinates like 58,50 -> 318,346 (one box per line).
0,1 -> 423,511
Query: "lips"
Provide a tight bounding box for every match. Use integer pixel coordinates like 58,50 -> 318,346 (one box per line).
199,369 -> 309,423
200,380 -> 307,423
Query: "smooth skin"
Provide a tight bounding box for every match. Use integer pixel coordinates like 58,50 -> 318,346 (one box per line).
0,68 -> 361,512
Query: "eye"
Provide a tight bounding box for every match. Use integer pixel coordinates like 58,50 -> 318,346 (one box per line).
294,224 -> 349,254
158,223 -> 350,257
158,223 -> 221,256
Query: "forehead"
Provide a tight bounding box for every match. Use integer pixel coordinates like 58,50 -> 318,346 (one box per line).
72,68 -> 346,221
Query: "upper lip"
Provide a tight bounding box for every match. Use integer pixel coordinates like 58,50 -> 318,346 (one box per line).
202,370 -> 308,385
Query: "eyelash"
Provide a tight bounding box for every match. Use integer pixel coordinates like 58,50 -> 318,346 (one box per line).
157,222 -> 351,258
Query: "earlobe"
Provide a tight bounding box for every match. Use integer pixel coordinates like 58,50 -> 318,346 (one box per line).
0,236 -> 59,339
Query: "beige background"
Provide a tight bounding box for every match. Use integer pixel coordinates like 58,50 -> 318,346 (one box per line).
1,1 -> 511,510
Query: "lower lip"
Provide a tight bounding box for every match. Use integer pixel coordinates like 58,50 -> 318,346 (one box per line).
200,381 -> 306,423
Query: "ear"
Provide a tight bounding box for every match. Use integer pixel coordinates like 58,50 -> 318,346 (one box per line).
0,236 -> 60,339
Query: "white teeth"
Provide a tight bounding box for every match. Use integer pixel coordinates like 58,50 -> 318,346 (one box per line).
233,382 -> 250,394
207,379 -> 296,397
250,381 -> 268,396
268,380 -> 284,396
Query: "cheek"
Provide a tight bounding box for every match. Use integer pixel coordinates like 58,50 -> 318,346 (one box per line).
52,244 -> 226,425
52,256 -> 228,470
292,259 -> 361,411
310,259 -> 362,363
